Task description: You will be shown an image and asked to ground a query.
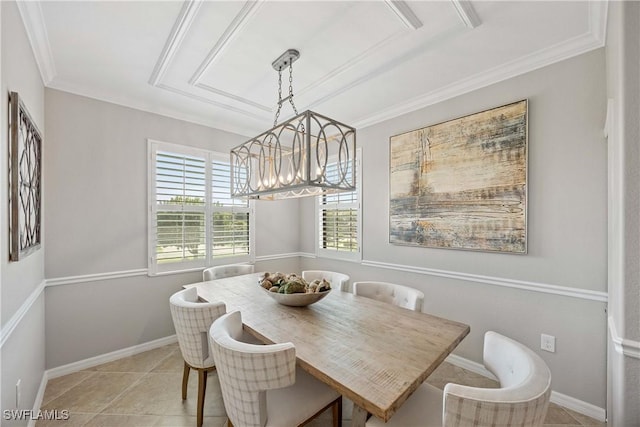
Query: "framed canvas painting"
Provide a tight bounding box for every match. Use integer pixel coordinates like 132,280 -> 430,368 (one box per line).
389,100 -> 527,253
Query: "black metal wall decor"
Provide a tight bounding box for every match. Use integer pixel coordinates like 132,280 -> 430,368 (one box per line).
9,91 -> 42,261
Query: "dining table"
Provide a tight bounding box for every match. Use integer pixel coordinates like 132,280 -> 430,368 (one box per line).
188,272 -> 470,427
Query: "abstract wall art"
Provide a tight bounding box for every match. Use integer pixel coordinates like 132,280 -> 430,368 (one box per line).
389,100 -> 527,253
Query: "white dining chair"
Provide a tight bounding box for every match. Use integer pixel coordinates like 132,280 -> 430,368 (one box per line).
210,310 -> 342,427
353,281 -> 424,312
302,270 -> 350,292
366,331 -> 552,427
203,264 -> 254,281
169,287 -> 226,427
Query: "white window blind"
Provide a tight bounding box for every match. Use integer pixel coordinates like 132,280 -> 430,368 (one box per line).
211,158 -> 251,258
316,150 -> 361,261
148,141 -> 253,275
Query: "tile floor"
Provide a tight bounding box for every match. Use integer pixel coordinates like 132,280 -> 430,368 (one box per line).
37,343 -> 605,427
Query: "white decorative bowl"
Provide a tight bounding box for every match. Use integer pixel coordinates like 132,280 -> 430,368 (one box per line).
260,286 -> 331,307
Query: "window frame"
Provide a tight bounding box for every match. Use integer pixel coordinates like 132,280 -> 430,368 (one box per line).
315,148 -> 362,262
147,139 -> 255,276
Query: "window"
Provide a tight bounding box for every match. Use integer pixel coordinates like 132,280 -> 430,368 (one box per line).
148,140 -> 253,275
316,150 -> 361,261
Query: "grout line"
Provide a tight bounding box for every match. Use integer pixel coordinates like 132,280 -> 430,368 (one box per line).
90,345 -> 182,416
92,372 -> 148,416
40,371 -> 98,408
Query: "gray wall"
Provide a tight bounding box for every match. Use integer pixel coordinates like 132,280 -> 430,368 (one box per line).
43,89 -> 301,368
42,29 -> 609,413
0,1 -> 46,423
300,49 -> 608,408
605,1 -> 640,425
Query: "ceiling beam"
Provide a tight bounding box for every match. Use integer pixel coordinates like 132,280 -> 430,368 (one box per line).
450,0 -> 481,29
384,1 -> 423,30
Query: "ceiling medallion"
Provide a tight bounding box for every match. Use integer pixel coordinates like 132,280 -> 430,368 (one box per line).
230,49 -> 356,200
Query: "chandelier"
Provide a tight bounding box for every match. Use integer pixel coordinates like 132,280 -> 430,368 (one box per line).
230,49 -> 356,200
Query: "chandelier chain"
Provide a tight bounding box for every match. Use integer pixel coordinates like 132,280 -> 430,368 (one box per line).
273,68 -> 283,128
288,64 -> 299,117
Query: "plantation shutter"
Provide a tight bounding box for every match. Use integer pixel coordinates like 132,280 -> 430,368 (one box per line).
148,140 -> 254,275
317,152 -> 361,260
211,157 -> 251,258
152,150 -> 207,270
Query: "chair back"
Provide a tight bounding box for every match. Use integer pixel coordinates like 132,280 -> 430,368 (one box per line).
203,264 -> 254,281
353,281 -> 424,312
169,287 -> 226,369
210,310 -> 296,427
302,270 -> 350,292
442,331 -> 552,427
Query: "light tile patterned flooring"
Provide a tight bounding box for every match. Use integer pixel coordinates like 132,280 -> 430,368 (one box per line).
38,343 -> 605,427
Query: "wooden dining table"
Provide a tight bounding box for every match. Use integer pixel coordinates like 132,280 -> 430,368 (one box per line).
188,272 -> 470,427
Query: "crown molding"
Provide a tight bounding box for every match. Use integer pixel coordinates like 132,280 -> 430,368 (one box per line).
189,0 -> 263,85
148,0 -> 203,86
16,1 -> 56,85
384,1 -> 423,30
46,80 -> 257,137
353,29 -> 605,129
450,0 -> 481,29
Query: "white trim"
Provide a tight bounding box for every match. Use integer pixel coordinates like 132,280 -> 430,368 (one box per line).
609,316 -> 640,359
46,335 -> 178,380
446,353 -> 497,380
28,372 -> 49,427
16,1 -> 56,85
155,82 -> 267,121
0,281 -> 45,349
383,1 -> 423,30
255,252 -> 306,262
148,0 -> 202,86
194,82 -> 270,112
551,390 -> 607,422
189,0 -> 263,85
42,256 -> 607,303
353,30 -> 604,130
361,260 -> 608,302
450,0 -> 481,29
46,269 -> 148,287
446,353 -> 606,421
589,0 -> 609,46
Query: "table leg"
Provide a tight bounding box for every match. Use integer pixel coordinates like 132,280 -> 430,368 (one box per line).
351,405 -> 368,427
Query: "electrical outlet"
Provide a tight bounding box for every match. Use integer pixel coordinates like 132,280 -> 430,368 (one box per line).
541,334 -> 556,353
16,379 -> 21,407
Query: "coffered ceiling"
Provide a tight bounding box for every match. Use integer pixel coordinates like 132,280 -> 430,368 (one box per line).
17,1 -> 607,136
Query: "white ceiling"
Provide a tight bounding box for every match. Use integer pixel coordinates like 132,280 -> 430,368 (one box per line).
18,1 -> 607,137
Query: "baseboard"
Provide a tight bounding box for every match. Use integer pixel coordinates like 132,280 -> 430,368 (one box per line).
445,353 -> 606,422
445,353 -> 497,380
551,390 -> 607,422
28,371 -> 49,427
46,335 -> 177,379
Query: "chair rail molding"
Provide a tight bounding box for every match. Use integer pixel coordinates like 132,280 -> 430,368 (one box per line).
0,280 -> 46,349
361,259 -> 608,302
45,268 -> 148,287
609,316 -> 640,359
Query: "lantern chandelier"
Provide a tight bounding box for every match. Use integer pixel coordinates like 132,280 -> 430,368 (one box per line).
230,49 -> 356,200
